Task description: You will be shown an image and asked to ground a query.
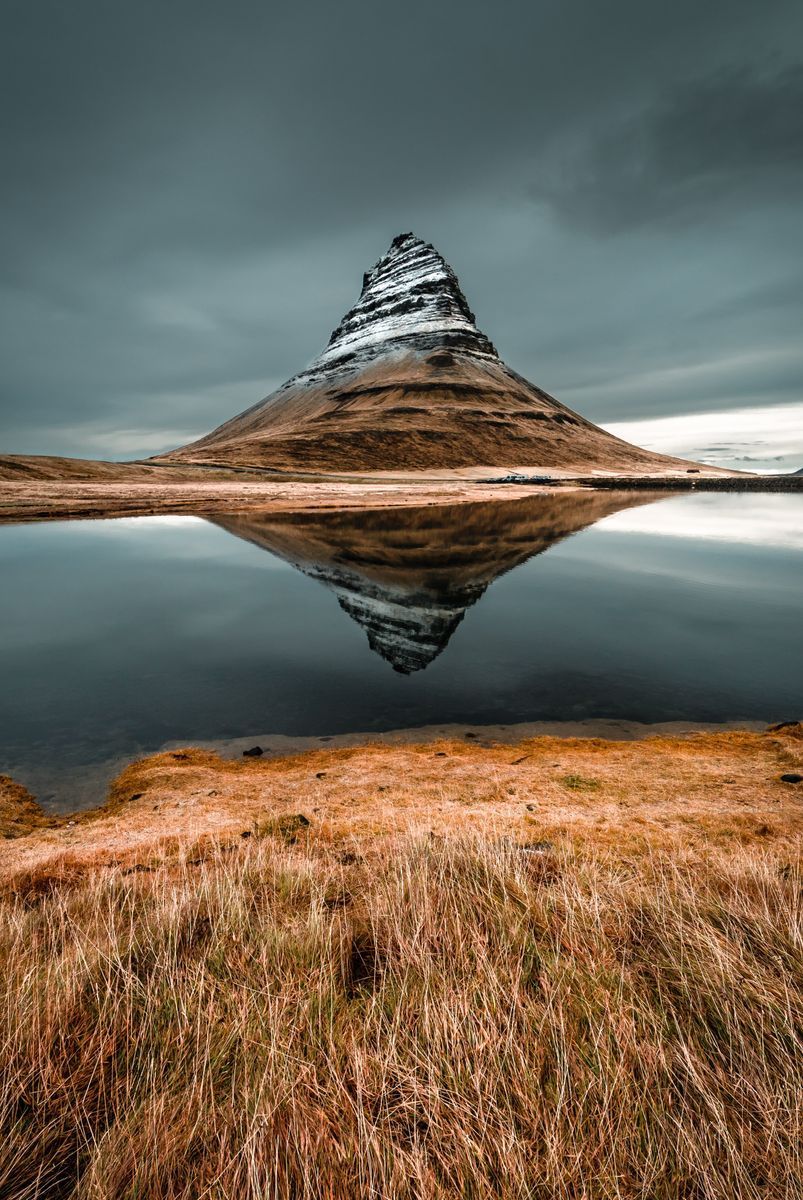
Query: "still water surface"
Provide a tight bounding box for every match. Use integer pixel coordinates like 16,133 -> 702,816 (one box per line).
1,491 -> 800,810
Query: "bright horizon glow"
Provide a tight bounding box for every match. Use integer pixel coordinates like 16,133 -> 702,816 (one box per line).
604,401 -> 803,473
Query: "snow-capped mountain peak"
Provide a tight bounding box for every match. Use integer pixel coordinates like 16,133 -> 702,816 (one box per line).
163,233 -> 702,475
308,232 -> 498,377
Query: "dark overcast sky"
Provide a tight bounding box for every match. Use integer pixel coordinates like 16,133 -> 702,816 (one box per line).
1,0 -> 801,460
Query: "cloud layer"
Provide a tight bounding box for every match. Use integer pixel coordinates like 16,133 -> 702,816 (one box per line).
606,401 -> 803,473
1,0 -> 801,458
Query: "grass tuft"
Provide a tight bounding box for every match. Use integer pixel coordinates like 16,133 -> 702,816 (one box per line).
561,774 -> 601,791
1,834 -> 801,1198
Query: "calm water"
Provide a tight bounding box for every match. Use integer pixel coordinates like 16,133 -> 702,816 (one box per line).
1,491 -> 800,811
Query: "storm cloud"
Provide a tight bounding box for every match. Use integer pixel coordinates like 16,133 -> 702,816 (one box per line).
534,66 -> 803,232
1,0 -> 801,464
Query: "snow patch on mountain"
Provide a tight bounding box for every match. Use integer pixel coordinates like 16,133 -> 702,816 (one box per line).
290,233 -> 498,387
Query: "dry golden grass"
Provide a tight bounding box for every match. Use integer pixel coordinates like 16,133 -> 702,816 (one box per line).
2,727 -> 801,1197
6,728 -> 801,880
0,776 -> 54,840
1,830 -> 802,1199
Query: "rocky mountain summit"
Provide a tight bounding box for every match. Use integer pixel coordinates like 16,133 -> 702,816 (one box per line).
304,232 -> 498,382
159,234 -> 698,473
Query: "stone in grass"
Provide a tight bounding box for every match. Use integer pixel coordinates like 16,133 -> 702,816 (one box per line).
780,773 -> 803,784
243,746 -> 263,758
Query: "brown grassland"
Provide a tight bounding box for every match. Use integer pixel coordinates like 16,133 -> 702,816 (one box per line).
1,725 -> 801,1198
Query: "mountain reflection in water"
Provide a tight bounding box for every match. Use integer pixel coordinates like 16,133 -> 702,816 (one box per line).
2,490 -> 800,811
212,491 -> 659,673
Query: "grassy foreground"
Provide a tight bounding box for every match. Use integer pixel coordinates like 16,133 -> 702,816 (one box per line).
1,826 -> 801,1199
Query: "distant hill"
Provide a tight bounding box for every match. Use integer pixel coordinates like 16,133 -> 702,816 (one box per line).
158,234 -> 703,475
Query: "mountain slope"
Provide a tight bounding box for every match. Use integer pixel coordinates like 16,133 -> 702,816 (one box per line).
159,234 -> 701,474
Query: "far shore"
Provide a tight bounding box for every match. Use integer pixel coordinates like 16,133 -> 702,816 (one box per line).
0,473 -> 548,524
0,454 -> 800,524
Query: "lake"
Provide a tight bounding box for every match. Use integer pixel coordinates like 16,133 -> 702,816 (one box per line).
1,490 -> 801,812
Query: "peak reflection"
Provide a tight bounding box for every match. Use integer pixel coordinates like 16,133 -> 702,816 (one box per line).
210,492 -> 660,674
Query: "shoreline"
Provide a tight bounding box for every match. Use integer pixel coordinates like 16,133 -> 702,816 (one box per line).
166,714 -> 774,759
0,476 -> 537,524
4,710 -> 796,844
1,468 -> 800,525
2,719 -> 800,874
2,717 -> 776,818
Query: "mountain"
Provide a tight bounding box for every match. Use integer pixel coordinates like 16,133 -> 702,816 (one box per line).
212,490 -> 659,673
160,233 -> 697,474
